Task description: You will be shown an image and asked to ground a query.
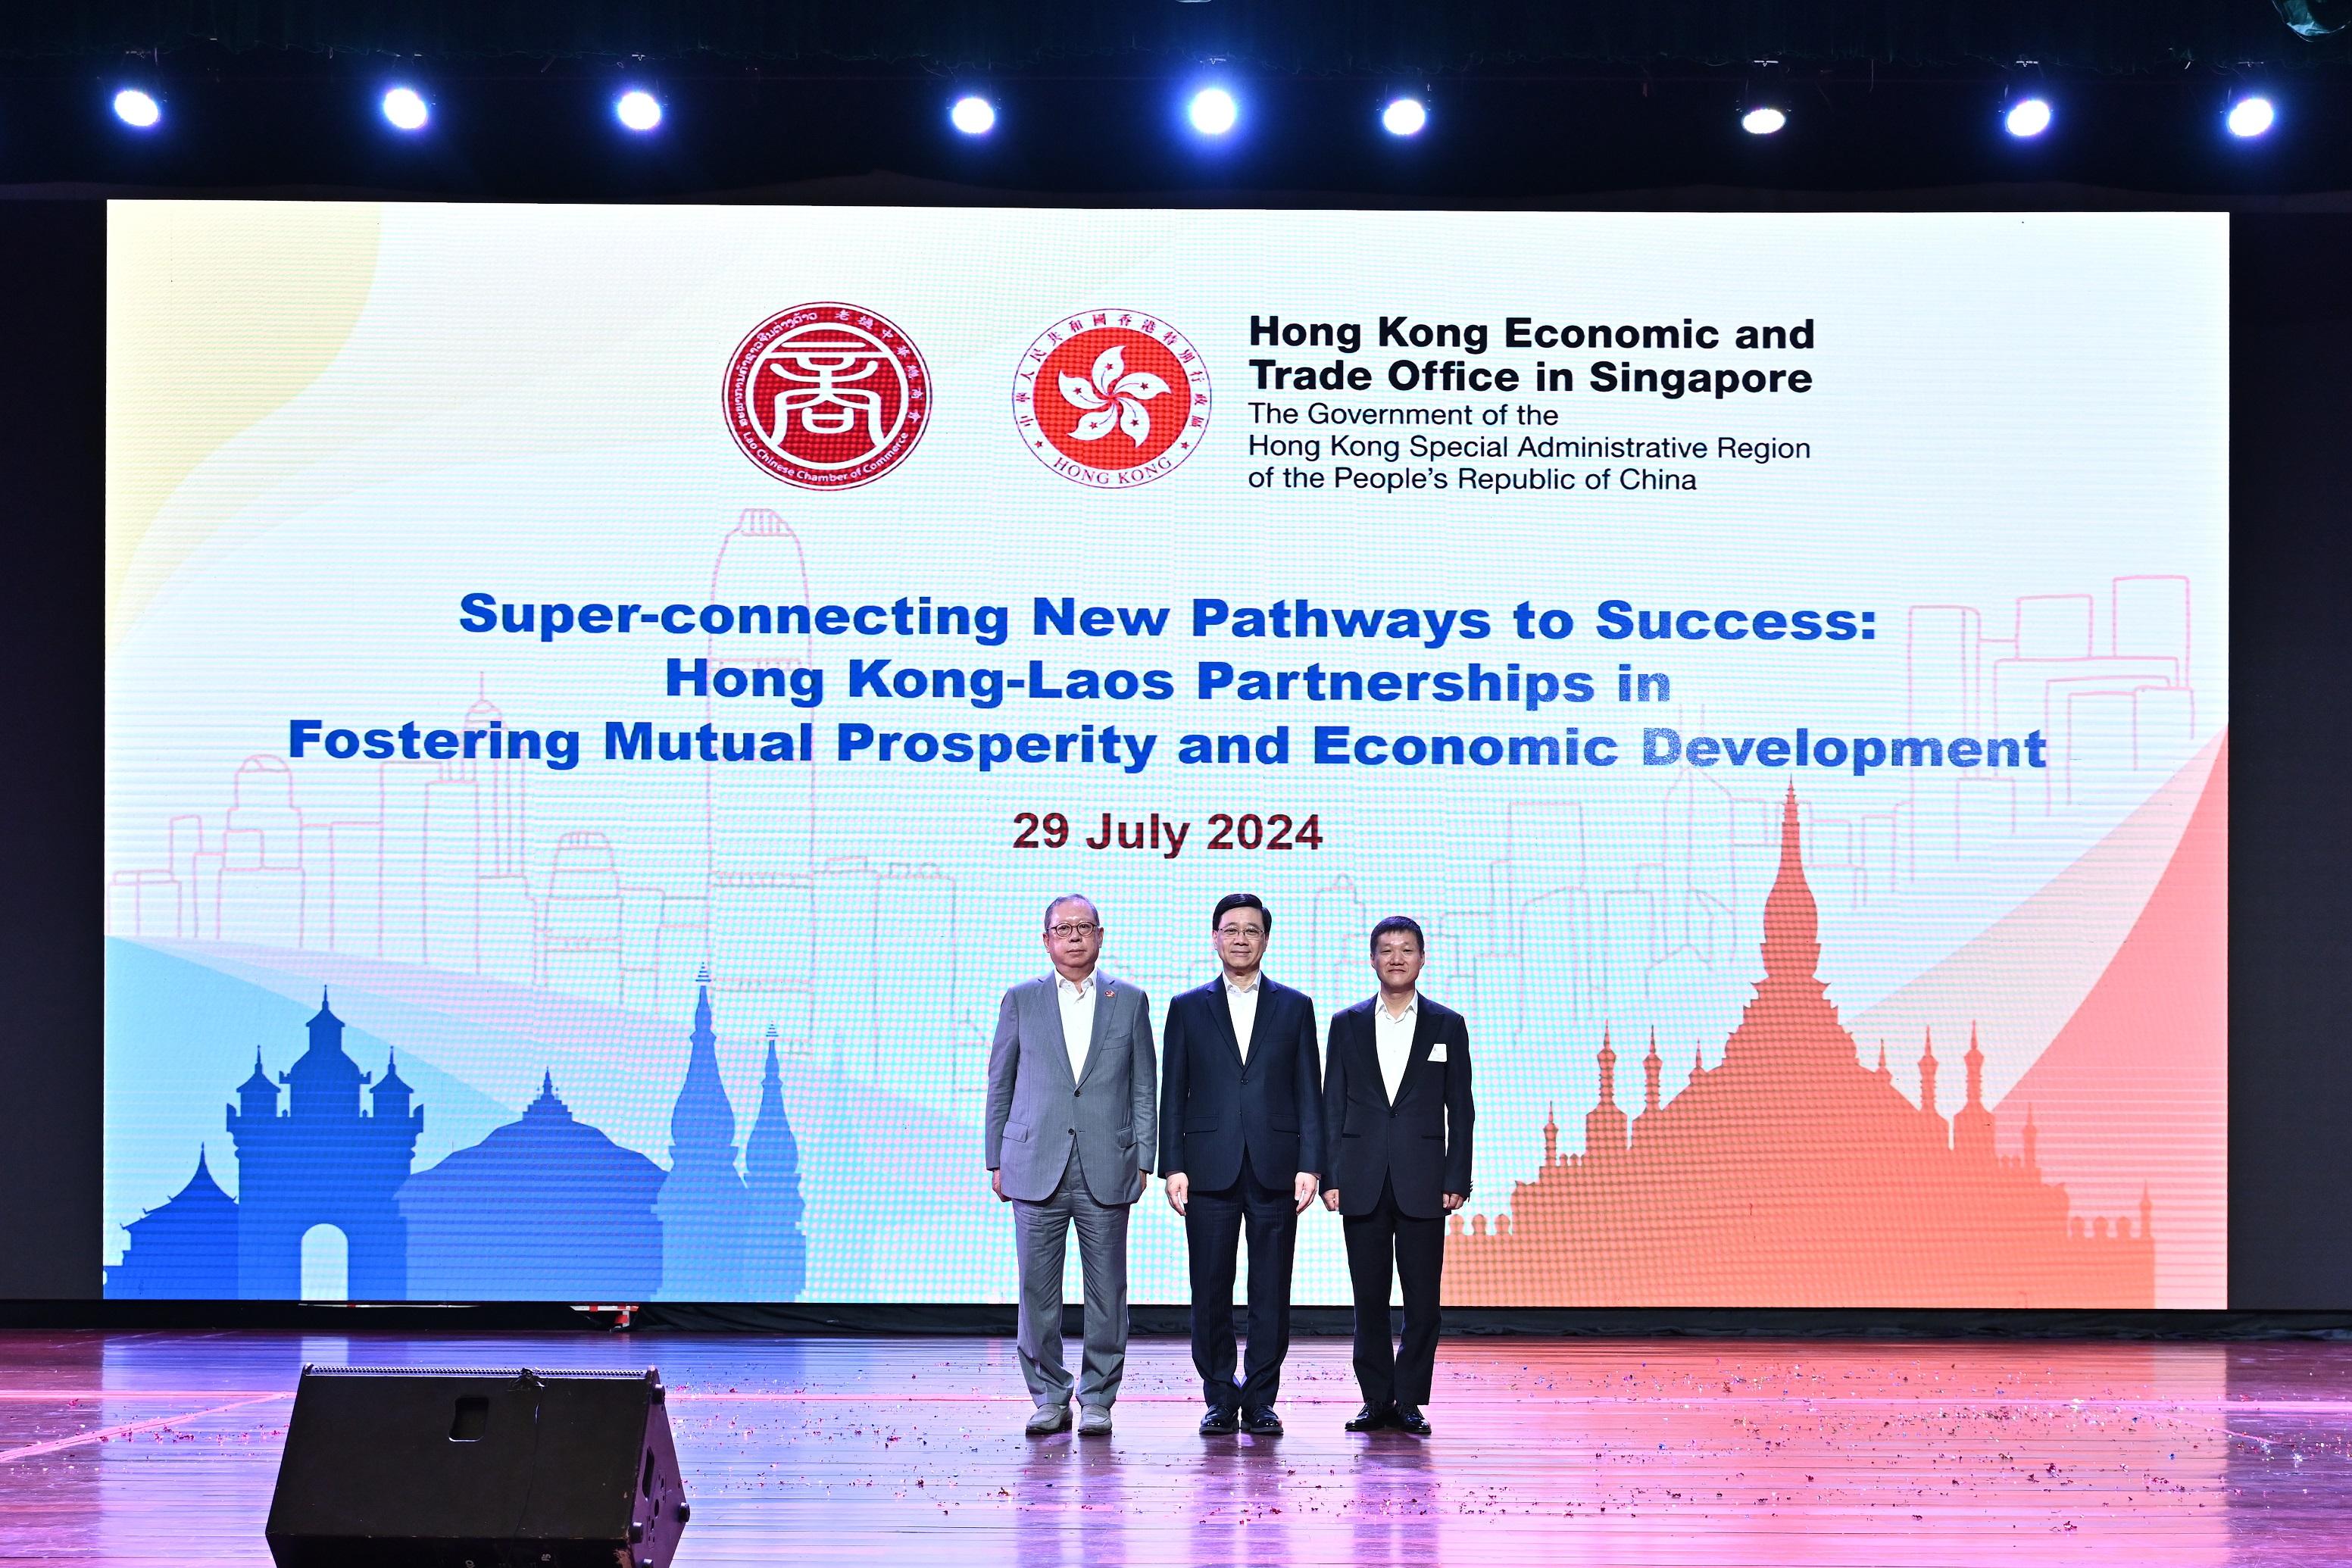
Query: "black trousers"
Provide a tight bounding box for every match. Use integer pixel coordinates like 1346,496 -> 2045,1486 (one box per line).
1342,1175 -> 1445,1408
1185,1149 -> 1299,1410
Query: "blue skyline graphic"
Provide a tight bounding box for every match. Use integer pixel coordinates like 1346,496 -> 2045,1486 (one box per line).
106,976 -> 806,1301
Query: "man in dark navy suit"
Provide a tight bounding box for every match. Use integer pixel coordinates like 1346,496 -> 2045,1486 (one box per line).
1320,915 -> 1473,1437
1157,893 -> 1323,1438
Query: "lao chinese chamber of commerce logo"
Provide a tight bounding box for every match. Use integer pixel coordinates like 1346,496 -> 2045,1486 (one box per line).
1013,311 -> 1210,487
724,302 -> 929,489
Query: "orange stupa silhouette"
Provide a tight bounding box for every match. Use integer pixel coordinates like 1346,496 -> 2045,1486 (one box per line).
1445,784 -> 2154,1307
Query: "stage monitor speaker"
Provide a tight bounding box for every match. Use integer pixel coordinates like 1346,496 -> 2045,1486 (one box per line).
265,1365 -> 688,1568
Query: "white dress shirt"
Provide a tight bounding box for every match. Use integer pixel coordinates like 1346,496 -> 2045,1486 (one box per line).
1373,992 -> 1419,1102
1056,970 -> 1098,1083
1224,972 -> 1261,1062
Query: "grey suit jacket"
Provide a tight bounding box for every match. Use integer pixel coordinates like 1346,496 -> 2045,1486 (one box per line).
985,972 -> 1157,1207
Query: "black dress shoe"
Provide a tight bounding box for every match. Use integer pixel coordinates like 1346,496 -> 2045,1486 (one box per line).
1345,1402 -> 1395,1432
1198,1405 -> 1240,1435
1393,1403 -> 1432,1437
1241,1404 -> 1284,1437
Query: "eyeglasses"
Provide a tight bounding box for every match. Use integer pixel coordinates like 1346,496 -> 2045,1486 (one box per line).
1047,923 -> 1100,939
1216,924 -> 1267,938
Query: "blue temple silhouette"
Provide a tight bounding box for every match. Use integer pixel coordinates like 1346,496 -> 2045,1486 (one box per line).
107,974 -> 807,1301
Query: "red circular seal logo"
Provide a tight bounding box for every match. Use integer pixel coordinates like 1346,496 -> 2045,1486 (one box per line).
1013,311 -> 1210,487
725,303 -> 929,489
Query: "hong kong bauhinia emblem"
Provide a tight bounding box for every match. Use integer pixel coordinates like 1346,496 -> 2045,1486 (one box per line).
1014,311 -> 1210,486
725,302 -> 929,489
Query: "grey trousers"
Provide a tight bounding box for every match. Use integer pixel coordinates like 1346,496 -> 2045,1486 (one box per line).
1012,1153 -> 1132,1410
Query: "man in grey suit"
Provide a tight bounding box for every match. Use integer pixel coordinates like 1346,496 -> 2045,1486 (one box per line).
985,894 -> 1157,1437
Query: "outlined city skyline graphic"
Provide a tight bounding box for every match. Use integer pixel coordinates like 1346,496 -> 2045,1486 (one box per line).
105,509 -> 2219,1304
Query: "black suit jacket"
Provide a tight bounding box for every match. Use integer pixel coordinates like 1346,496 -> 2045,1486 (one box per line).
1156,976 -> 1323,1188
1322,995 -> 1473,1219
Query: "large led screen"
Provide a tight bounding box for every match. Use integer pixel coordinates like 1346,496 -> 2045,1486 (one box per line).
103,204 -> 2228,1306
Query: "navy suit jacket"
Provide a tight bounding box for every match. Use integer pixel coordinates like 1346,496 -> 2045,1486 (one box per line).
1322,995 -> 1474,1219
1156,976 -> 1323,1189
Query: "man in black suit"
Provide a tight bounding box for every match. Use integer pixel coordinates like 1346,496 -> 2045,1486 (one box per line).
1157,893 -> 1323,1438
1320,915 -> 1473,1438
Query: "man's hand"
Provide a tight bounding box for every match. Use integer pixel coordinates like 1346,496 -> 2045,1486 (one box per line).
1442,1192 -> 1466,1212
990,1169 -> 1007,1202
1322,1188 -> 1342,1212
1293,1172 -> 1318,1214
1165,1172 -> 1190,1216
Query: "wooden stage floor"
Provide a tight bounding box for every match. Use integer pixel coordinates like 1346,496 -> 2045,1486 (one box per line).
2,1331 -> 2347,1566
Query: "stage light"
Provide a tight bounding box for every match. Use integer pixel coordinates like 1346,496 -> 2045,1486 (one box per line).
112,89 -> 161,130
1188,87 -> 1238,136
1382,98 -> 1428,137
615,90 -> 664,133
950,95 -> 997,136
381,87 -> 429,133
2226,96 -> 2275,139
2004,98 -> 2053,139
1741,106 -> 1786,136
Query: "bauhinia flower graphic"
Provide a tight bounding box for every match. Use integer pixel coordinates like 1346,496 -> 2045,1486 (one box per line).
1059,343 -> 1173,446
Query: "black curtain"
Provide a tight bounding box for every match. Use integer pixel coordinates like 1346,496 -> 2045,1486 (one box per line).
8,1 -> 2343,71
